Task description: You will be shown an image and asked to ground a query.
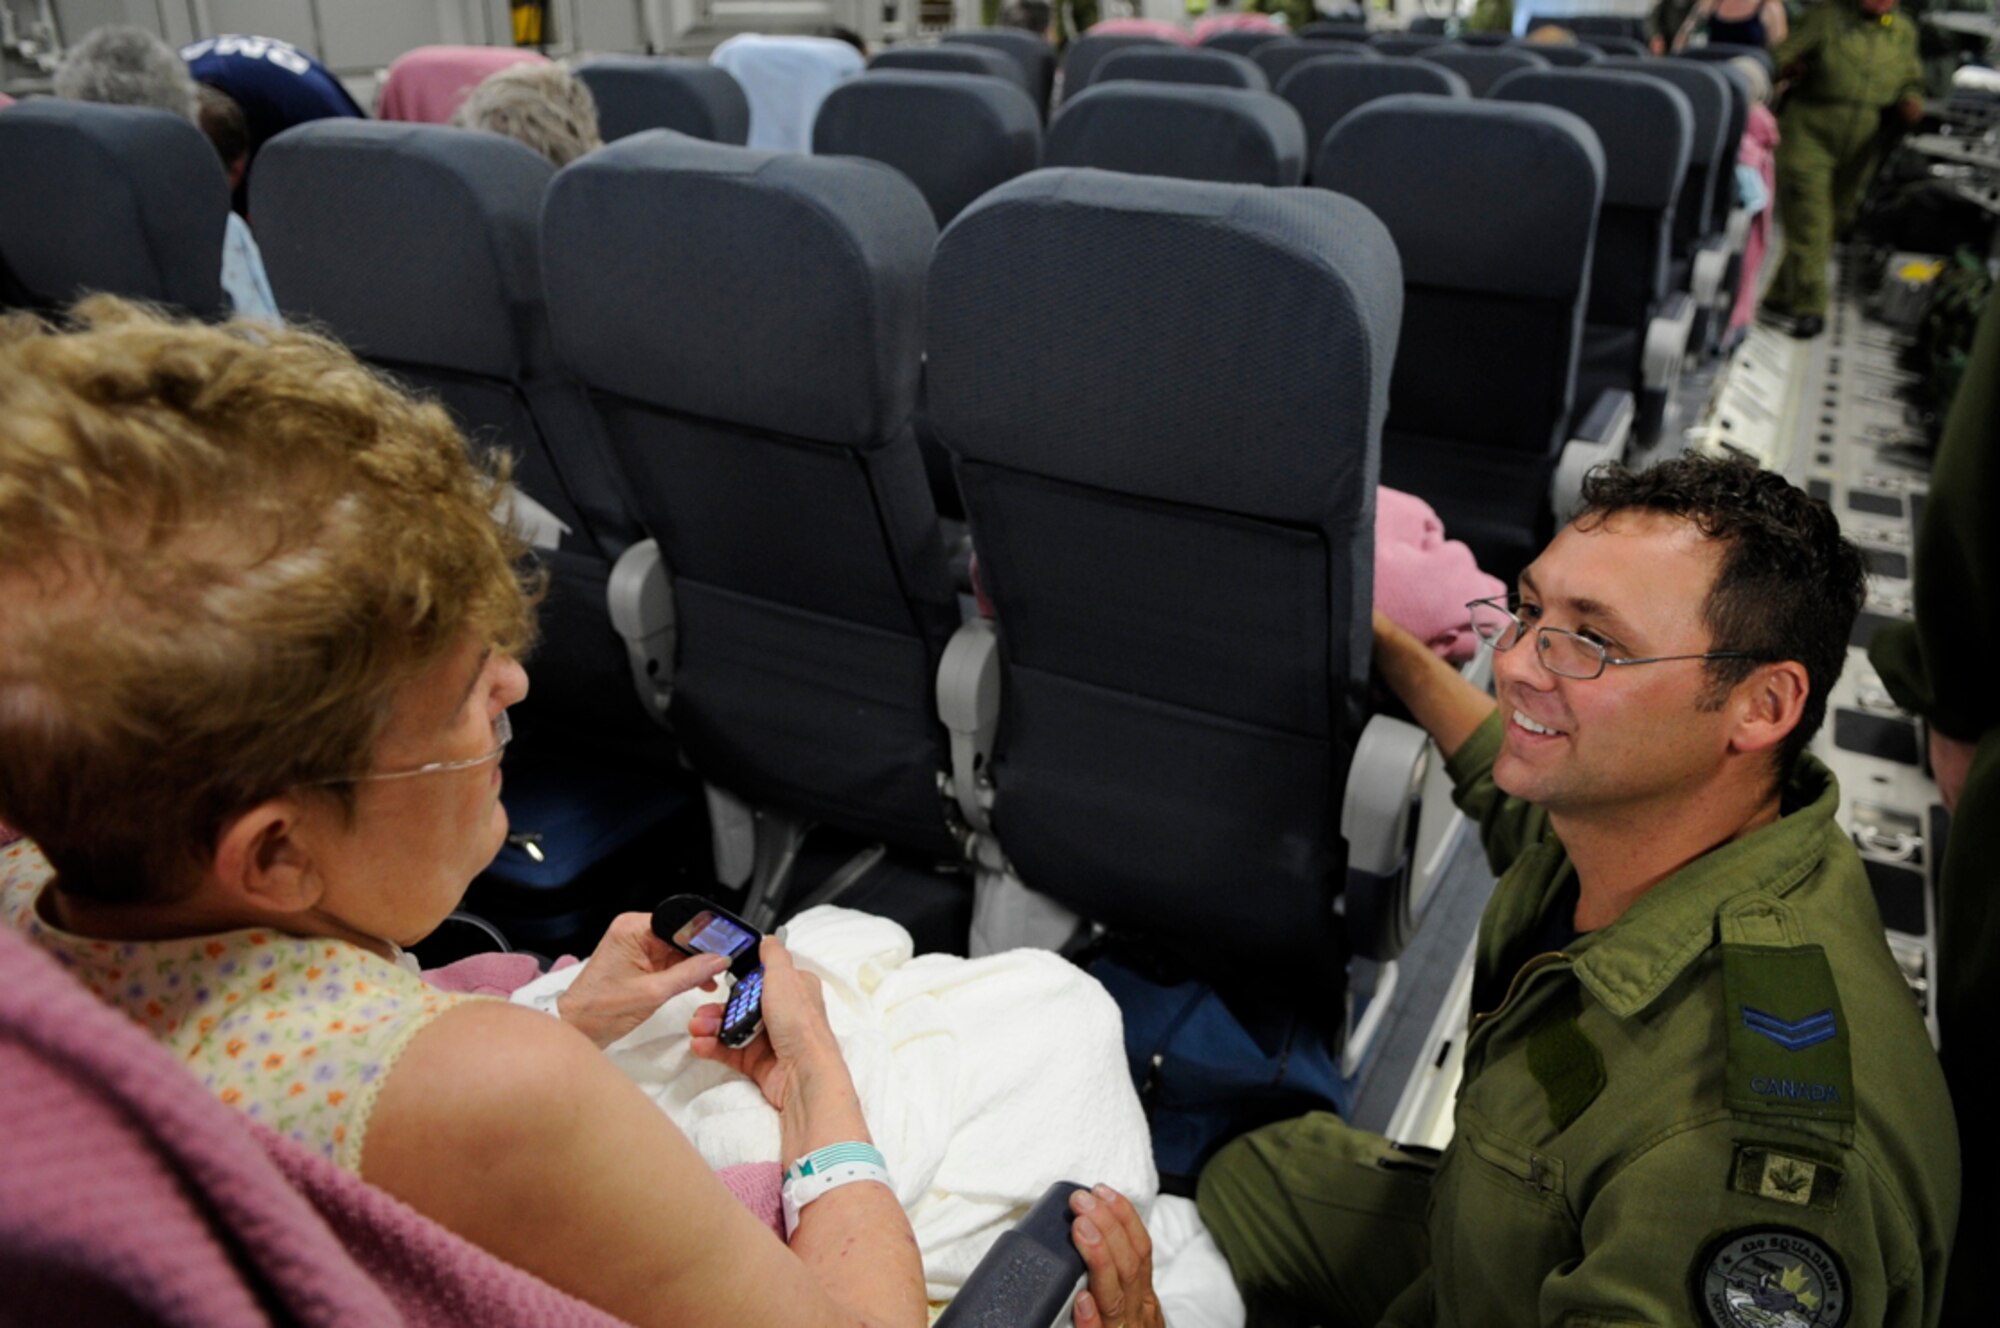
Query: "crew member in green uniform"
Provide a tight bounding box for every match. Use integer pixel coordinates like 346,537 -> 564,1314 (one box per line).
1763,0 -> 1926,338
1198,455 -> 1960,1327
1868,289 -> 2000,1328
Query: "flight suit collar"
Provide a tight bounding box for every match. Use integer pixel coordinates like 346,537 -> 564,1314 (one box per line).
1553,757 -> 1840,1019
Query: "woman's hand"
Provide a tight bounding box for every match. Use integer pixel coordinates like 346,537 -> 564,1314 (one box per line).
557,912 -> 730,1049
688,935 -> 846,1115
1070,1186 -> 1164,1328
1930,728 -> 1978,812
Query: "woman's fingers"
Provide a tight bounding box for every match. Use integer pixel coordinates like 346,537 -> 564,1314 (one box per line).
1071,1186 -> 1162,1328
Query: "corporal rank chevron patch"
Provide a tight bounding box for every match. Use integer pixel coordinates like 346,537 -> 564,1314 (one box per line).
1742,1006 -> 1839,1051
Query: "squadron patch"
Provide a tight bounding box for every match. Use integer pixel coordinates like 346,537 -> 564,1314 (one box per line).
1694,1227 -> 1851,1328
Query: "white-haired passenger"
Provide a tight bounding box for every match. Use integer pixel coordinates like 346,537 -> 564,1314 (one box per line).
452,61 -> 603,169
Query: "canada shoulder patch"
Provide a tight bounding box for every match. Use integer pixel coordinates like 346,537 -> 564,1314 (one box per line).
1691,1226 -> 1852,1328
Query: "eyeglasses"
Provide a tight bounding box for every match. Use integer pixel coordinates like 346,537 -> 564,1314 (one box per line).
1466,596 -> 1775,681
308,711 -> 513,786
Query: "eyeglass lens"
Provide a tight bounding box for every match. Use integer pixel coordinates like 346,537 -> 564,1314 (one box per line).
1468,601 -> 1604,680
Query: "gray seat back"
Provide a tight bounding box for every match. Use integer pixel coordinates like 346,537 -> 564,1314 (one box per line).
1059,33 -> 1174,100
942,29 -> 1057,113
1513,40 -> 1605,66
1255,38 -> 1379,89
870,42 -> 1038,106
1420,43 -> 1551,94
1046,82 -> 1306,185
1199,29 -> 1288,57
1371,33 -> 1445,57
575,56 -> 751,144
1680,42 -> 1775,77
542,132 -> 962,854
1317,95 -> 1604,579
1301,20 -> 1374,40
815,71 -> 1041,225
1094,44 -> 1270,92
925,166 -> 1402,976
1582,33 -> 1651,55
1279,57 -> 1469,171
250,118 -> 648,729
1599,55 -> 1730,248
0,100 -> 227,317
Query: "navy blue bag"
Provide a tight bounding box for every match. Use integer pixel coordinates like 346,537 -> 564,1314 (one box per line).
1090,954 -> 1351,1194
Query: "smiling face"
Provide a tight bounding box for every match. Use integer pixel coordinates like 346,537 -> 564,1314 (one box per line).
298,638 -> 530,948
1492,511 -> 1744,821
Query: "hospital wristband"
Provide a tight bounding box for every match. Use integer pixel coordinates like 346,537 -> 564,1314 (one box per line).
781,1142 -> 892,1239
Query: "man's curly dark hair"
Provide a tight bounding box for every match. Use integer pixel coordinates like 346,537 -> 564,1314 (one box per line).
1576,454 -> 1867,775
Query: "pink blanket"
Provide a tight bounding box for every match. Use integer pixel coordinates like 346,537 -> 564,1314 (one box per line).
377,45 -> 550,124
1730,103 -> 1779,334
1375,487 -> 1505,661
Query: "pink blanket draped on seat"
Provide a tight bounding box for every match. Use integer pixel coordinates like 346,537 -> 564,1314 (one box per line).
1730,103 -> 1780,335
1375,486 -> 1506,661
376,45 -> 550,124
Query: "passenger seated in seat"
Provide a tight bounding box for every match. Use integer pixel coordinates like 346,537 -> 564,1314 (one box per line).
0,299 -> 1159,1328
452,61 -> 604,168
54,26 -> 279,322
1199,455 -> 1959,1327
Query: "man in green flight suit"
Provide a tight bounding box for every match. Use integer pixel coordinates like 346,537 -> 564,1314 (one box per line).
1198,455 -> 1960,1326
1763,0 -> 1926,338
1867,289 -> 2000,1328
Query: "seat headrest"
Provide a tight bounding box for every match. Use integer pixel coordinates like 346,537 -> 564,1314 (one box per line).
250,119 -> 554,378
1199,29 -> 1288,57
543,131 -> 935,446
1597,56 -> 1729,162
927,167 -> 1401,525
940,29 -> 1057,102
871,42 -> 1020,79
1514,41 -> 1604,67
0,100 -> 228,317
575,56 -> 750,144
1417,45 -> 1550,95
1280,57 -> 1470,161
1489,67 -> 1692,210
1060,33 -> 1177,96
1047,82 -> 1307,186
813,71 -> 1042,224
1258,41 -> 1381,93
1317,95 -> 1603,300
1094,45 -> 1270,91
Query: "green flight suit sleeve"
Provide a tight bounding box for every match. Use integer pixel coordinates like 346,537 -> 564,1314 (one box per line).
1445,709 -> 1554,875
1536,1118 -> 1939,1327
1869,290 -> 2000,741
1774,2 -> 1833,81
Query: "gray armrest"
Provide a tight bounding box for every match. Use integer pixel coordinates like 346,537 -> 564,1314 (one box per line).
935,1182 -> 1088,1328
937,616 -> 1001,839
1643,291 -> 1696,392
607,538 -> 675,725
1691,236 -> 1729,310
1340,712 -> 1431,963
1551,388 -> 1634,523
1723,205 -> 1751,260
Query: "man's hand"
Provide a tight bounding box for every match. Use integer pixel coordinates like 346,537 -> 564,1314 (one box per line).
556,912 -> 730,1049
1071,1186 -> 1164,1328
1929,728 -> 1978,813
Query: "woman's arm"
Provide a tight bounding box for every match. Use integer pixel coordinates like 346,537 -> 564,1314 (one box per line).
364,969 -> 925,1328
1763,0 -> 1787,47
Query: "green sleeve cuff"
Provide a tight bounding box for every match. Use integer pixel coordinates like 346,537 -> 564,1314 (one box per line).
1445,709 -> 1506,803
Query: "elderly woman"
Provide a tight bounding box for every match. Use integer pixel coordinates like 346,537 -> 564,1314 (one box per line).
0,300 -> 1158,1328
452,60 -> 604,167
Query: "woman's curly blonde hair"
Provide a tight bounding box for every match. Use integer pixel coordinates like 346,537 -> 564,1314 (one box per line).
0,298 -> 539,903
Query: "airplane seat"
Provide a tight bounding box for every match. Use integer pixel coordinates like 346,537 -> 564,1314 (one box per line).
1200,29 -> 1289,58
1679,41 -> 1775,78
815,72 -> 1042,226
249,120 -> 688,923
1094,45 -> 1271,92
542,131 -> 968,926
1598,56 -> 1735,348
1046,83 -> 1308,186
941,29 -> 1058,116
1257,40 -> 1380,94
1419,44 -> 1550,96
1514,40 -> 1606,66
1490,67 -> 1695,447
869,43 -> 1039,108
1371,34 -> 1449,57
1059,33 -> 1176,102
1316,95 -> 1609,584
1458,31 -> 1515,45
1582,33 -> 1652,56
926,166 -> 1429,1037
1278,58 -> 1470,182
575,55 -> 751,144
1300,20 -> 1375,40
0,100 -> 229,319
1548,13 -> 1650,41
1405,16 -> 1450,34
709,33 -> 865,152
1670,52 -> 1754,349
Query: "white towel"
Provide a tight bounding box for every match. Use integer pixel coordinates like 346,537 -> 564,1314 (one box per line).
513,906 -> 1158,1297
